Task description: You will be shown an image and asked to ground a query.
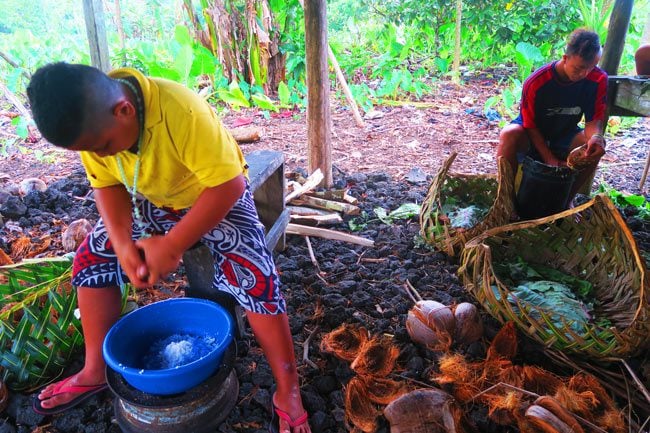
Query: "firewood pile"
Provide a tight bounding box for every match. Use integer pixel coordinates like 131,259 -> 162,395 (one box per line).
284,169 -> 374,248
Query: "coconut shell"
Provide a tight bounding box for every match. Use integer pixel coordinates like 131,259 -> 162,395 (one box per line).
62,218 -> 94,252
18,177 -> 46,196
566,145 -> 600,171
452,302 -> 483,345
383,388 -> 465,433
406,300 -> 454,351
524,405 -> 575,433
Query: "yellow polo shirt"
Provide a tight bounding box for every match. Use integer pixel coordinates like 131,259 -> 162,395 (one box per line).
80,68 -> 247,210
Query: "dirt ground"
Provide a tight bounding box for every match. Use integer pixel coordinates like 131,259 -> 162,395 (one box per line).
2,74 -> 649,194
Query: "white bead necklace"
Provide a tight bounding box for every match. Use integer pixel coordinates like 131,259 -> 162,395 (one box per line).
115,78 -> 148,236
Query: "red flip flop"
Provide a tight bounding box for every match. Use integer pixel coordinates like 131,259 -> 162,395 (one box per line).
33,376 -> 108,415
268,394 -> 309,433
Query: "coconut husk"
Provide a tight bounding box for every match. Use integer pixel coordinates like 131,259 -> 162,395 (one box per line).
553,386 -> 598,419
358,375 -> 410,405
345,377 -> 380,433
521,366 -> 563,397
320,323 -> 369,362
566,144 -> 600,171
383,388 -> 465,433
484,391 -> 524,426
567,373 -> 626,432
596,410 -> 626,433
486,322 -> 518,362
433,353 -> 482,403
567,373 -> 617,412
10,236 -> 32,258
350,336 -> 400,377
452,302 -> 484,346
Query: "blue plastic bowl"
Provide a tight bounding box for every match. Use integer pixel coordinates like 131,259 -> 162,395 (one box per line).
103,298 -> 233,395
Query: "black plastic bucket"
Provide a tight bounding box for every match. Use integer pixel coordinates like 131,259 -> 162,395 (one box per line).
516,156 -> 576,220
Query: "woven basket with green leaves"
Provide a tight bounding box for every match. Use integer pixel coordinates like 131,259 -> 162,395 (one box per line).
419,152 -> 514,256
458,194 -> 650,359
0,256 -> 83,391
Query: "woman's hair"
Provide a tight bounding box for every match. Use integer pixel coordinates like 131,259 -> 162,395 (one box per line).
27,62 -> 120,147
566,29 -> 601,63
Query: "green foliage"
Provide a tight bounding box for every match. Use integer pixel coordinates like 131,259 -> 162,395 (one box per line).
349,203 -> 421,230
514,42 -> 544,83
484,78 -> 522,126
597,184 -> 650,220
575,0 -> 614,41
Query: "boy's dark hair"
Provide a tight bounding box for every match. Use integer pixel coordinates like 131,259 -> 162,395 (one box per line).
27,62 -> 120,148
565,29 -> 601,62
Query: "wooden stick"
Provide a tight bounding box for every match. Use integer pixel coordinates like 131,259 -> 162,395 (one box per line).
306,189 -> 358,205
305,236 -> 321,272
0,51 -> 30,79
290,213 -> 343,225
617,358 -> 650,404
302,325 -> 319,369
291,195 -> 360,215
288,205 -> 338,216
286,223 -> 374,247
0,81 -> 32,123
284,169 -> 324,203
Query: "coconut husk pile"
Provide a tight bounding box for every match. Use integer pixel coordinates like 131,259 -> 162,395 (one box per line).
322,320 -> 628,433
431,322 -> 626,433
321,325 -> 412,432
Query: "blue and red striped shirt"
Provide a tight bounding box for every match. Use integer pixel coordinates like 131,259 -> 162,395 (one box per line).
515,61 -> 608,141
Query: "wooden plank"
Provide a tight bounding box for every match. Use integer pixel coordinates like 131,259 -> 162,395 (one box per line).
609,76 -> 650,117
304,0 -> 332,187
82,0 -> 111,72
286,223 -> 374,247
246,149 -> 284,192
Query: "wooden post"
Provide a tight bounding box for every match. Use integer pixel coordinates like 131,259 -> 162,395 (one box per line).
578,0 -> 634,195
600,0 -> 634,76
304,0 -> 333,188
82,0 -> 111,72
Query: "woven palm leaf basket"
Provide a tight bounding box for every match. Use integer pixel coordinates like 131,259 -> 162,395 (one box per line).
419,152 -> 514,256
0,256 -> 83,391
458,194 -> 650,359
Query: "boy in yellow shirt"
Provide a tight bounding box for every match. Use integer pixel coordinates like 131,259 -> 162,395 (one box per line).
27,62 -> 310,433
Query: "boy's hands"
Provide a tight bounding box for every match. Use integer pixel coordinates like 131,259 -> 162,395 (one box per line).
114,242 -> 150,288
135,235 -> 183,286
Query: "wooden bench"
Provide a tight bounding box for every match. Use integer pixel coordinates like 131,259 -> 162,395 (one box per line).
182,150 -> 289,338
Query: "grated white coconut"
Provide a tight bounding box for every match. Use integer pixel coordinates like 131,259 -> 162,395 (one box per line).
163,339 -> 193,368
